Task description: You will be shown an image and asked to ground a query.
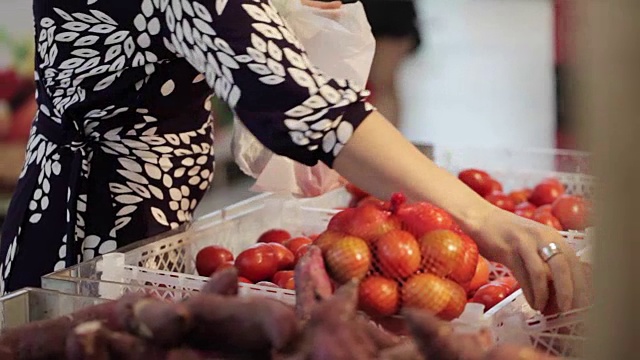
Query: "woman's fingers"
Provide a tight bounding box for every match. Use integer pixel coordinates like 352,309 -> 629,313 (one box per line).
516,238 -> 551,311
301,0 -> 342,10
560,242 -> 591,309
507,255 -> 536,309
545,248 -> 574,312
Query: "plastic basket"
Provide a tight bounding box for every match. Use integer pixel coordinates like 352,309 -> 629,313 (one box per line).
0,288 -> 109,330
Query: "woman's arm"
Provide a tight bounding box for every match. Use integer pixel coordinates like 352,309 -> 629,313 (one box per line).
153,0 -> 588,312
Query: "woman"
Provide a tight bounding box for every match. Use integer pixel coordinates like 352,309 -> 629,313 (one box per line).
0,0 -> 587,313
362,0 -> 421,127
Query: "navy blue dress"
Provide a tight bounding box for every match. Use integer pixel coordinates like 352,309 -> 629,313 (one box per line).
0,0 -> 374,294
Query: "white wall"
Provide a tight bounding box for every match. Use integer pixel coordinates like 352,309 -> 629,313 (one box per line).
400,0 -> 555,150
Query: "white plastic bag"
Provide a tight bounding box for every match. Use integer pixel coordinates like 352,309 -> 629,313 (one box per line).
231,0 -> 376,197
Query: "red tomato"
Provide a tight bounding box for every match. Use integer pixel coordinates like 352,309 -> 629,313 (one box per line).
325,236 -> 372,283
487,178 -> 503,194
283,278 -> 295,290
284,237 -> 313,255
532,212 -> 563,230
402,273 -> 451,314
257,229 -> 291,245
395,202 -> 455,239
464,256 -> 490,294
419,230 -> 466,277
356,196 -> 387,209
458,169 -> 493,197
238,276 -> 253,284
295,244 -> 310,264
449,233 -> 480,284
308,234 -> 320,241
484,193 -> 516,212
234,244 -> 279,283
551,195 -> 589,231
358,276 -> 400,317
508,189 -> 532,205
214,261 -> 236,273
375,230 -> 421,279
267,243 -> 295,270
470,283 -> 510,311
437,279 -> 468,321
346,183 -> 370,201
535,204 -> 553,216
195,246 -> 234,277
514,201 -> 537,219
313,230 -> 346,254
272,270 -> 295,288
494,277 -> 520,293
529,180 -> 565,206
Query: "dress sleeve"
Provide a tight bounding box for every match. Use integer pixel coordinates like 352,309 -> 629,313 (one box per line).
157,0 -> 375,167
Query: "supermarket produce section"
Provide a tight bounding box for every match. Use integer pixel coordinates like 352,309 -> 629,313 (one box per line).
0,147 -> 593,359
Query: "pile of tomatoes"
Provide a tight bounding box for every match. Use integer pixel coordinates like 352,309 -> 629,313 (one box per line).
458,169 -> 590,232
195,229 -> 315,290
314,192 -> 522,320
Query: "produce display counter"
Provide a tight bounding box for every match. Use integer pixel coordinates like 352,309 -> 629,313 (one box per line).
1,146 -> 593,359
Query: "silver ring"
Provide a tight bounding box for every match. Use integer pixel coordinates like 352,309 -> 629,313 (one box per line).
539,242 -> 562,262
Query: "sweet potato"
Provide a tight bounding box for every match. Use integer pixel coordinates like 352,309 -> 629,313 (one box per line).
377,341 -> 423,360
65,321 -> 110,360
278,281 -> 378,360
357,316 -> 402,350
128,298 -> 193,347
294,246 -> 333,321
200,267 -> 240,296
403,308 -> 494,360
0,298 -> 128,359
183,294 -> 298,353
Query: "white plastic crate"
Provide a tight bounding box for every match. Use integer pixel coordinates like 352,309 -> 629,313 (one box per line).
0,288 -> 109,330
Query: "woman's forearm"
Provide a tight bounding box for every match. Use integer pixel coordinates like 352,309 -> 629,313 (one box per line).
333,111 -> 493,236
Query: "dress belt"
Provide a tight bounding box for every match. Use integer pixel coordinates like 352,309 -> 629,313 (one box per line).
36,117 -> 90,268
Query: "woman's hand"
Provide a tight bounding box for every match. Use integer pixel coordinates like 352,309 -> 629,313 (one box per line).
301,0 -> 342,10
466,207 -> 591,312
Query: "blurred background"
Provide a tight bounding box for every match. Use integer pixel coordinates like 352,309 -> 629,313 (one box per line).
0,0 -> 574,225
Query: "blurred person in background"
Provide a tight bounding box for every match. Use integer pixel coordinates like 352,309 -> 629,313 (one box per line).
362,0 -> 421,128
554,0 -> 574,149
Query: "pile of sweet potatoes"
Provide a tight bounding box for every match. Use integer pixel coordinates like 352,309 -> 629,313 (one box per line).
0,246 -> 562,359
